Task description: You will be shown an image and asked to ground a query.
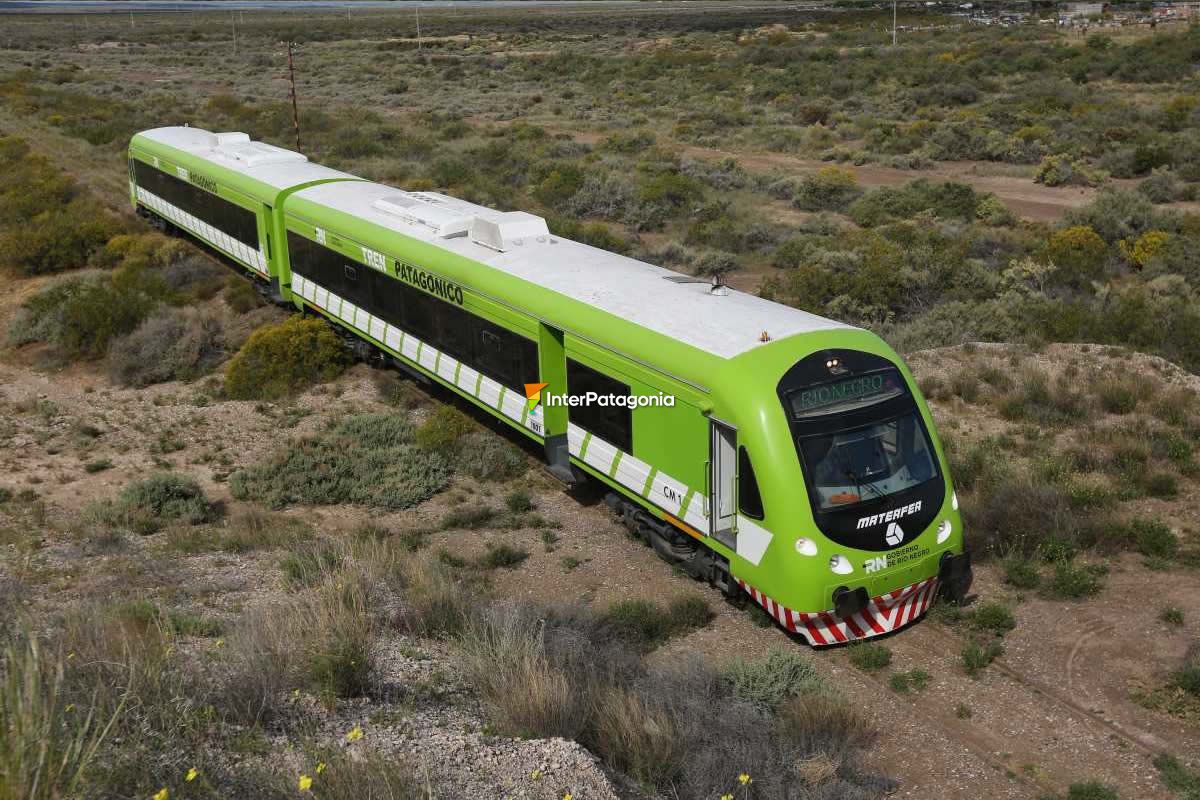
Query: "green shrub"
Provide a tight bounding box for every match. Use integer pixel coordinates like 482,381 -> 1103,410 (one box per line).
280,543 -> 343,587
224,316 -> 348,400
1003,555 -> 1041,589
455,431 -> 527,481
7,265 -> 168,361
1046,561 -> 1105,600
722,648 -> 827,709
229,413 -> 450,510
107,307 -> 226,388
0,634 -> 119,800
847,642 -> 892,673
475,543 -> 529,570
1095,378 -> 1140,414
505,490 -> 534,514
1047,782 -> 1119,800
1132,519 -> 1178,559
600,596 -> 713,649
441,505 -> 497,530
793,167 -> 861,212
414,405 -> 475,452
93,472 -> 214,534
971,602 -> 1016,636
1153,754 -> 1200,800
1142,472 -> 1179,500
889,669 -> 930,694
1159,607 -> 1184,627
962,639 -> 1004,678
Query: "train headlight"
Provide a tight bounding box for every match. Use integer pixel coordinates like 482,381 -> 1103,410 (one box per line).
795,538 -> 818,556
951,491 -> 959,511
936,519 -> 953,544
829,554 -> 853,575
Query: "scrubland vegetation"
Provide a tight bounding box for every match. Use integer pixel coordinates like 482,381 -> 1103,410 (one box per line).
2,5 -> 1200,799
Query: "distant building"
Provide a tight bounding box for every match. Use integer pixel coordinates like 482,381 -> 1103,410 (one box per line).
1061,2 -> 1105,18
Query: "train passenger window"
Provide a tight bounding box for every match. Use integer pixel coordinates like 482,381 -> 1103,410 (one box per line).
738,446 -> 764,519
132,159 -> 259,249
567,359 -> 632,453
285,227 -> 539,394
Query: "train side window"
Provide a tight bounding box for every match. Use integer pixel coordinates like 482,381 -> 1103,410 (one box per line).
133,159 -> 259,249
738,446 -> 764,520
567,358 -> 632,453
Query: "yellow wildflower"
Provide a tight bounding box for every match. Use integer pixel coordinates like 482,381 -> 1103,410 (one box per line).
721,795 -> 734,800
152,789 -> 169,800
64,704 -> 75,713
739,773 -> 752,785
292,689 -> 301,699
316,762 -> 327,775
186,768 -> 198,782
345,725 -> 364,742
563,794 -> 573,800
214,639 -> 225,648
66,652 -> 75,661
530,769 -> 542,780
298,774 -> 313,792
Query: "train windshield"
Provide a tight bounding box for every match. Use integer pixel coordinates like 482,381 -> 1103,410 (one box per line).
798,411 -> 937,511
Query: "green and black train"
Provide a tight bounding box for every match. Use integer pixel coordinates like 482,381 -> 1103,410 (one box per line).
128,126 -> 972,645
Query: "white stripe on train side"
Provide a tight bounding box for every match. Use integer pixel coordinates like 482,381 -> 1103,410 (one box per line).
135,186 -> 267,275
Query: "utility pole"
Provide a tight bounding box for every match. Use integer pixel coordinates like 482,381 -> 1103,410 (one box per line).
893,0 -> 898,46
286,42 -> 301,152
232,11 -> 237,56
416,3 -> 422,51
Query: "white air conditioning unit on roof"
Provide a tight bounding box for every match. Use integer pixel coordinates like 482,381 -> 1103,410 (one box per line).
470,211 -> 549,252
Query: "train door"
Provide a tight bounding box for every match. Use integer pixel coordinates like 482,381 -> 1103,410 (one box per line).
709,418 -> 737,546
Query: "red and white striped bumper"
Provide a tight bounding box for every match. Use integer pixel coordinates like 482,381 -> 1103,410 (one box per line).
738,576 -> 939,646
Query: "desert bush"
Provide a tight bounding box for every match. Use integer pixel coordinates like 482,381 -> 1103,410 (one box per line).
7,264 -> 169,360
600,596 -> 713,649
1002,554 -> 1041,589
847,642 -> 892,672
970,602 -> 1016,636
476,543 -> 529,570
0,633 -> 119,800
1045,561 -> 1105,600
414,405 -> 475,452
392,554 -> 477,638
997,370 -> 1087,426
1131,519 -> 1178,560
455,431 -> 528,481
224,315 -> 348,400
0,138 -> 125,276
107,307 -> 227,388
792,166 -> 862,212
230,413 -> 450,510
91,473 -> 215,535
1035,154 -> 1104,188
1094,376 -> 1141,414
847,179 -> 980,227
1044,225 -> 1107,287
962,639 -> 1004,678
457,603 -> 889,797
722,648 -> 827,709
220,557 -> 377,721
1064,188 -> 1172,245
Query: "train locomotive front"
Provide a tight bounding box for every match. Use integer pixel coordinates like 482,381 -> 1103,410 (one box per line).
725,337 -> 972,646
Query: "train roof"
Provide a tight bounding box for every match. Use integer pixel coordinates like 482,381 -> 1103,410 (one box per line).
288,181 -> 852,360
134,127 -> 353,191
